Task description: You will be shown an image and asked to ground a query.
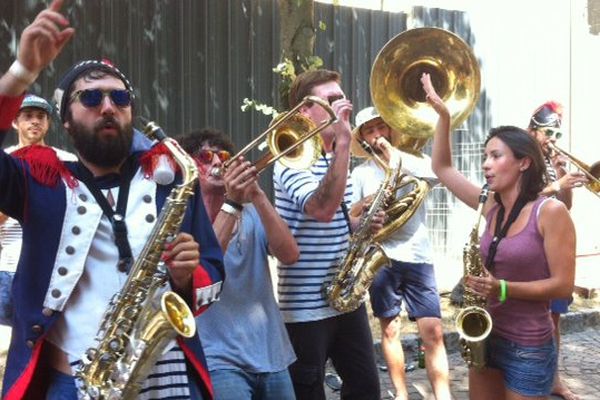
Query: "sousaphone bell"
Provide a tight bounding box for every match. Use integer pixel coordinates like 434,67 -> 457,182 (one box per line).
370,27 -> 481,152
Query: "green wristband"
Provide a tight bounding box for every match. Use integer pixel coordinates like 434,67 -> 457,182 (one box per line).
499,279 -> 507,303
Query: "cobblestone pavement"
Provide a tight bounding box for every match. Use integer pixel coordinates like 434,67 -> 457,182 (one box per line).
325,327 -> 600,400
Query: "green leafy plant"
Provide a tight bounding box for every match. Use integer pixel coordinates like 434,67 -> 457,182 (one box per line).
241,55 -> 324,115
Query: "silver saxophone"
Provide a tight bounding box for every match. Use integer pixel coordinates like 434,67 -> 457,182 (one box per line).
76,121 -> 198,399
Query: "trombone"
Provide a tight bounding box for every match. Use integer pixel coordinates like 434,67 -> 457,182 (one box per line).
548,142 -> 600,198
212,96 -> 337,176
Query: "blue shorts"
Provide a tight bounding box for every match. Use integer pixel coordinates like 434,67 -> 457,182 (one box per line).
487,334 -> 557,397
550,297 -> 572,314
368,260 -> 441,320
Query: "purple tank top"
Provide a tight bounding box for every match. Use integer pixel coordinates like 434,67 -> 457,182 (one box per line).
480,197 -> 553,345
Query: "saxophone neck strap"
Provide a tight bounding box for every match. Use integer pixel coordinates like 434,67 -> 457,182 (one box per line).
74,157 -> 138,273
485,195 -> 529,272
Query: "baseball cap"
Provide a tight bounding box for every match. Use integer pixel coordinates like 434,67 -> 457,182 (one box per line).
20,94 -> 53,115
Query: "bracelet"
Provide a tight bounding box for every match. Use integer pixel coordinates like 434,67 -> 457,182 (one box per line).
224,198 -> 243,212
499,279 -> 508,303
8,60 -> 38,85
220,202 -> 241,217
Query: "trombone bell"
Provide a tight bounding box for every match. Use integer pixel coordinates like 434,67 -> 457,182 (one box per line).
213,96 -> 335,176
262,112 -> 324,170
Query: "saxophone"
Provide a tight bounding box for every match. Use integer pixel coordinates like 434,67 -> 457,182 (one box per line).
76,122 -> 199,400
455,184 -> 493,369
325,140 -> 429,313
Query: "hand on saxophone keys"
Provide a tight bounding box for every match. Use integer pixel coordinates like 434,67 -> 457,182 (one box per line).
368,209 -> 386,234
465,267 -> 500,299
161,232 -> 200,291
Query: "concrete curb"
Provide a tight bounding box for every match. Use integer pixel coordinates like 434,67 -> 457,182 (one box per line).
374,309 -> 600,360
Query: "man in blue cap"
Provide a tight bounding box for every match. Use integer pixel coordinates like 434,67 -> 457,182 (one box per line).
6,93 -> 76,159
0,94 -> 76,326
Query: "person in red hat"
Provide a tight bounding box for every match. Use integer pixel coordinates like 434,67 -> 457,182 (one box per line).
527,101 -> 587,209
527,101 -> 586,400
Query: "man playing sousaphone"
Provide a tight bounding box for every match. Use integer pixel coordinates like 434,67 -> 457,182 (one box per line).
350,107 -> 451,400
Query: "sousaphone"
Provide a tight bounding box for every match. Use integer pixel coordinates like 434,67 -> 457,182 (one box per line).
370,27 -> 481,152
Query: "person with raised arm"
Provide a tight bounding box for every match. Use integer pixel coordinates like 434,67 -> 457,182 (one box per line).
425,72 -> 576,400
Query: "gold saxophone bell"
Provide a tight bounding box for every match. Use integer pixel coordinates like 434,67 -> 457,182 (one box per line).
370,27 -> 481,151
548,143 -> 600,198
212,96 -> 335,176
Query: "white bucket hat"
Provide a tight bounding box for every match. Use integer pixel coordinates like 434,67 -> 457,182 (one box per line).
351,106 -> 403,158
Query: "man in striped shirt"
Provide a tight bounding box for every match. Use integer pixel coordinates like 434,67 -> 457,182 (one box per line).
273,69 -> 381,400
527,101 -> 587,400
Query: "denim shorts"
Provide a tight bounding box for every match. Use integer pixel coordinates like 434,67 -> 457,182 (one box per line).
487,334 -> 557,397
369,260 -> 441,320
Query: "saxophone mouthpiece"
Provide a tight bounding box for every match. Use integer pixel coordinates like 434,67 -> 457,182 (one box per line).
479,184 -> 490,204
139,117 -> 167,141
360,139 -> 374,155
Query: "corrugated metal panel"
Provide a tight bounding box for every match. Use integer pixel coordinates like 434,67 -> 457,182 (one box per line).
1,0 -> 282,192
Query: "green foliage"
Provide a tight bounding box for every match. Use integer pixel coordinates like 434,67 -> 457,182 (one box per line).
241,55 -> 324,114
240,98 -> 279,117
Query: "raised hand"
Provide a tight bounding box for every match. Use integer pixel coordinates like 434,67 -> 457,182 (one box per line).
421,73 -> 449,118
330,97 -> 353,146
18,0 -> 74,75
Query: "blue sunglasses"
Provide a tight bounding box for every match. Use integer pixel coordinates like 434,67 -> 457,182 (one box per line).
70,89 -> 132,108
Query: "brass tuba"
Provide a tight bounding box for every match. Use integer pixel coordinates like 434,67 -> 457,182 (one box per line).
325,28 -> 481,312
547,142 -> 600,198
370,27 -> 481,153
456,184 -> 493,369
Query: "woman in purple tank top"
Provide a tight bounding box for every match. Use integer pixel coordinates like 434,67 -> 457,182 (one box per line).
422,73 -> 576,399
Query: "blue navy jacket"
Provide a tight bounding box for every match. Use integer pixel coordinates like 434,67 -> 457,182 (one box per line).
0,94 -> 224,399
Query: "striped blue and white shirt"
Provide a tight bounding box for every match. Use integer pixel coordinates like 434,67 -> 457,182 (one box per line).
273,153 -> 353,323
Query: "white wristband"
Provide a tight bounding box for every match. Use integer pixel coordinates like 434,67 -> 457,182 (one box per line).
8,60 -> 38,85
220,202 -> 241,217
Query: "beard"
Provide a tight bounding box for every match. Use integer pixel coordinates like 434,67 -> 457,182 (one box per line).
67,116 -> 133,168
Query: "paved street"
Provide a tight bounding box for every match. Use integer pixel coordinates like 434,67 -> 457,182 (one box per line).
326,326 -> 600,400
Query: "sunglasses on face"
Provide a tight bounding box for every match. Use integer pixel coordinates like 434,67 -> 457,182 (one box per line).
70,89 -> 132,108
195,149 -> 231,164
542,128 -> 562,140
